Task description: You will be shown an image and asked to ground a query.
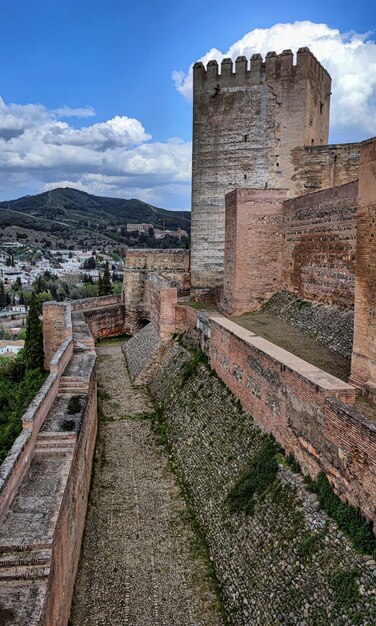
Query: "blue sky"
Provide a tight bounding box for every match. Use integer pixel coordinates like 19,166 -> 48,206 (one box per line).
0,0 -> 375,208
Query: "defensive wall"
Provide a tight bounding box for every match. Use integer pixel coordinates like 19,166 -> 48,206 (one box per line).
132,285 -> 376,528
144,336 -> 376,625
191,48 -> 360,295
0,301 -> 101,626
222,181 -> 358,315
122,248 -> 190,333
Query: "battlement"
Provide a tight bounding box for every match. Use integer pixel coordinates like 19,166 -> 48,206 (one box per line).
193,47 -> 331,90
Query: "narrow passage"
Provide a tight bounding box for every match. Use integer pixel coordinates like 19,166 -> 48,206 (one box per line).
70,341 -> 223,626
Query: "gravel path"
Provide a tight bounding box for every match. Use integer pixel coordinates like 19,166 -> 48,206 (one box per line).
70,342 -> 224,626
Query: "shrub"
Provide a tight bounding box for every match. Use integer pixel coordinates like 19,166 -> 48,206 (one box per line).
311,473 -> 376,556
329,568 -> 359,606
228,438 -> 281,514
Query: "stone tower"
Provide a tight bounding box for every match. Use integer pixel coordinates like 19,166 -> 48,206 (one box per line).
191,47 -> 332,295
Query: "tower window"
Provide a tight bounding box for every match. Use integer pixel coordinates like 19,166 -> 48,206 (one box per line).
244,134 -> 248,141
311,139 -> 315,146
276,162 -> 279,167
320,102 -> 323,114
244,174 -> 247,179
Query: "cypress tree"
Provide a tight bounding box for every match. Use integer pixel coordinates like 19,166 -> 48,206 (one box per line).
0,283 -> 6,309
99,262 -> 112,296
24,292 -> 44,370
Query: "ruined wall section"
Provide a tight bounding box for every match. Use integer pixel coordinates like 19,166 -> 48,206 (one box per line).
191,48 -> 331,293
282,182 -> 358,307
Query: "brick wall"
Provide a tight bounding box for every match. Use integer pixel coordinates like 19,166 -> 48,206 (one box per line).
123,249 -> 190,333
282,182 -> 358,307
222,188 -> 287,315
351,137 -> 376,392
174,307 -> 376,524
149,276 -> 178,339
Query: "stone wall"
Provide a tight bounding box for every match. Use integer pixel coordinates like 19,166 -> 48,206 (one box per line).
351,137 -> 376,394
191,48 -> 332,293
292,142 -> 360,195
282,182 -> 358,307
222,188 -> 287,315
0,302 -> 97,626
123,249 -> 190,333
149,341 -> 376,625
262,292 -> 354,359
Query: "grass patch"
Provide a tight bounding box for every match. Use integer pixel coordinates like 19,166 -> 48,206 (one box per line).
329,568 -> 359,607
228,437 -> 281,514
181,350 -> 208,386
186,302 -> 215,311
306,473 -> 376,558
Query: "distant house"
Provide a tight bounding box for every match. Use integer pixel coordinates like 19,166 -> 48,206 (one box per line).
126,223 -> 153,234
0,339 -> 25,355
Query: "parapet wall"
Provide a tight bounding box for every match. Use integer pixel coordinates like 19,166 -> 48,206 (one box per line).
193,47 -> 331,89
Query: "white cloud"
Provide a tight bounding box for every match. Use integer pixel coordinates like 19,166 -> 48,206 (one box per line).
0,97 -> 191,208
173,21 -> 376,140
54,106 -> 96,118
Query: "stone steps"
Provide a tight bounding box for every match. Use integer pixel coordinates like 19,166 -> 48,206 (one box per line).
34,446 -> 74,458
0,544 -> 52,581
0,563 -> 51,580
35,439 -> 76,450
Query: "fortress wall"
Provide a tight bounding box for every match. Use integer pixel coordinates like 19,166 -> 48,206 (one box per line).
149,275 -> 177,339
0,306 -> 73,522
291,142 -> 360,195
42,367 -> 97,626
171,306 -> 376,524
123,249 -> 190,333
149,341 -> 376,624
81,304 -> 125,339
222,188 -> 287,315
351,137 -> 376,394
282,181 -> 358,307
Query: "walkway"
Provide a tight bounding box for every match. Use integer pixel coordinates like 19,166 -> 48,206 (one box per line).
70,341 -> 223,626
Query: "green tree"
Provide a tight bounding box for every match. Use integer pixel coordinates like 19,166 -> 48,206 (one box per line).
24,292 -> 44,371
0,283 -> 7,309
99,261 -> 112,296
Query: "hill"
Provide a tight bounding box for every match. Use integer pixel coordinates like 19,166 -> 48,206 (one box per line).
0,187 -> 191,249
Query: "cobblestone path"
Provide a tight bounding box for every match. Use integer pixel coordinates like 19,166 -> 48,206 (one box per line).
70,342 -> 224,626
